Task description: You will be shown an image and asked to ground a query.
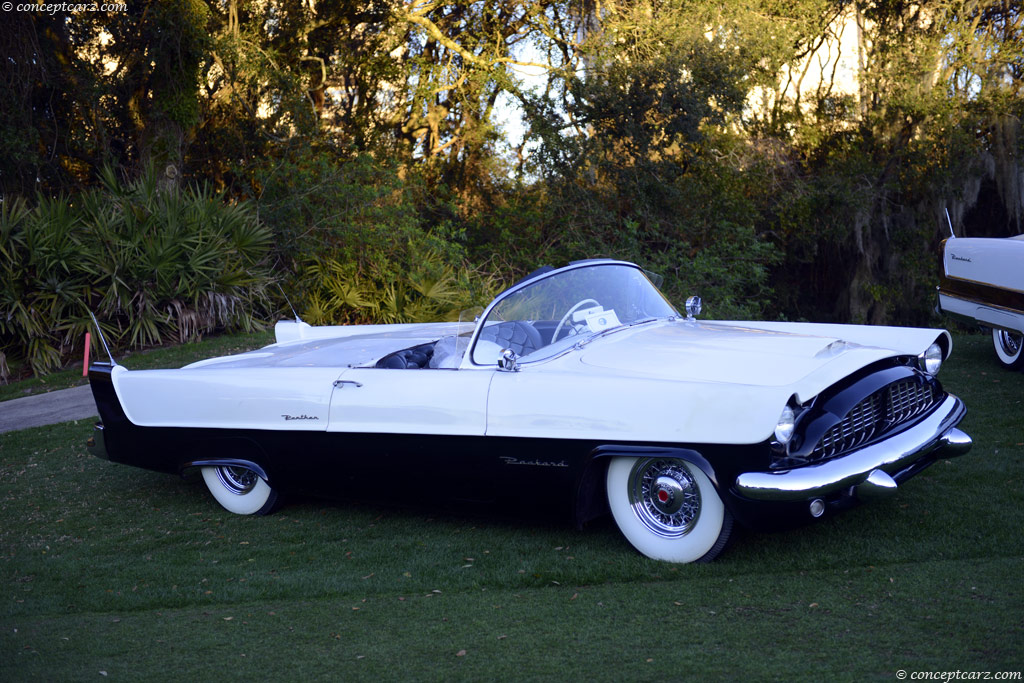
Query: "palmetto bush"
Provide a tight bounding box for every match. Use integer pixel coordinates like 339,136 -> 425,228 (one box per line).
299,250 -> 504,326
0,169 -> 274,380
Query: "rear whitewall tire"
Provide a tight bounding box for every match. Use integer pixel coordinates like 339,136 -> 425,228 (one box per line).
606,456 -> 732,563
201,465 -> 279,515
992,329 -> 1024,370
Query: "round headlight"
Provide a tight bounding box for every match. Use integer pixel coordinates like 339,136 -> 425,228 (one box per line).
774,405 -> 796,444
919,342 -> 943,375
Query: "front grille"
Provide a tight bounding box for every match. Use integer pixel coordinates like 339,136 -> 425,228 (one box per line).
887,381 -> 936,423
812,380 -> 938,461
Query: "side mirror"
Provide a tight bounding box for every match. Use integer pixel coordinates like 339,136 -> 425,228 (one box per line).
497,348 -> 520,372
685,295 -> 702,321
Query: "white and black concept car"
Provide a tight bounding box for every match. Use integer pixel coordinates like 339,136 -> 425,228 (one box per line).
88,259 -> 973,563
938,232 -> 1024,370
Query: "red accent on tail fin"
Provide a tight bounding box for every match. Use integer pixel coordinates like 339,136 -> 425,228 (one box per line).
83,332 -> 91,376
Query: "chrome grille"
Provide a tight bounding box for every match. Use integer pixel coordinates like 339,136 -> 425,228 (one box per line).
887,380 -> 936,423
815,393 -> 883,459
812,380 -> 937,461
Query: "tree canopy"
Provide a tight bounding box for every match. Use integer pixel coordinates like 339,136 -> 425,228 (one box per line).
2,0 -> 1022,328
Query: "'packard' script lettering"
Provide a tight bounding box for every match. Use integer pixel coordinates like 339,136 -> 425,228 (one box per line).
500,456 -> 569,468
950,253 -> 972,262
282,414 -> 319,421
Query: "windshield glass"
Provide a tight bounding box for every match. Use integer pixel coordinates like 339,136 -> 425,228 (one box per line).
470,262 -> 677,365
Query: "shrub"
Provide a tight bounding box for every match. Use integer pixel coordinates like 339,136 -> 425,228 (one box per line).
0,168 -> 274,380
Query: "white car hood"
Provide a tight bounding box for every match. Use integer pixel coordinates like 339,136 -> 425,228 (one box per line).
577,320 -> 946,403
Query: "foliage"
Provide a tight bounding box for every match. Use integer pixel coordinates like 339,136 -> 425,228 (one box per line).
2,0 -> 1023,330
246,147 -> 504,323
499,4 -> 782,318
755,0 -> 1024,323
0,168 -> 274,380
301,251 -> 503,326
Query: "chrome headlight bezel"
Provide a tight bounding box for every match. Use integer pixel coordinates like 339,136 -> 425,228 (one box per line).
918,342 -> 943,376
774,405 -> 797,445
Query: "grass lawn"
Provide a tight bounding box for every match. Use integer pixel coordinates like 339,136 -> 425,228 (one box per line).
1,333 -> 1021,680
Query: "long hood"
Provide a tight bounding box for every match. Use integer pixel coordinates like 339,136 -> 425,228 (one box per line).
577,320 -> 948,403
484,320 -> 951,446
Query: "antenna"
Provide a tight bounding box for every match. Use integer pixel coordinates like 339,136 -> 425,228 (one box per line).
944,208 -> 955,239
276,283 -> 302,322
87,311 -> 118,365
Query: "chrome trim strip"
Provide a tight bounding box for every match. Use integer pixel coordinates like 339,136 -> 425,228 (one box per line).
938,289 -> 1024,317
940,273 -> 1024,297
734,395 -> 970,502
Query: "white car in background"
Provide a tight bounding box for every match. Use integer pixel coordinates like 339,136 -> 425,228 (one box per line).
938,233 -> 1024,369
88,259 -> 972,563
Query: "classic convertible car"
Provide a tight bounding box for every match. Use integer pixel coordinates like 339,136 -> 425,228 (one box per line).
87,260 -> 973,563
937,233 -> 1024,369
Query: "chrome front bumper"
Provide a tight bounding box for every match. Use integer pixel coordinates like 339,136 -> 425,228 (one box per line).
734,395 -> 971,502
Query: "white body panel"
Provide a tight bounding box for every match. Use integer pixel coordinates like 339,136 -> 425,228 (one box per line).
273,319 -> 462,345
112,364 -> 338,431
486,320 -> 945,444
110,317 -> 946,445
938,235 -> 1024,335
938,293 -> 1024,334
942,236 -> 1024,293
328,367 -> 492,436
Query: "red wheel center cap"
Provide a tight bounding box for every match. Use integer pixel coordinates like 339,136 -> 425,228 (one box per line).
657,489 -> 670,503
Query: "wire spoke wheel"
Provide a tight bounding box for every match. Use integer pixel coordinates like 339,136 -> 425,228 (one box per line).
992,329 -> 1024,370
201,465 -> 280,515
607,456 -> 732,563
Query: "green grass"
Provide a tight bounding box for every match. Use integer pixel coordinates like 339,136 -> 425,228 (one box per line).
1,333 -> 1022,680
0,331 -> 275,403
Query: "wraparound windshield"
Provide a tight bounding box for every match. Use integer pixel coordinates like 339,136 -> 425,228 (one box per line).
470,262 -> 678,365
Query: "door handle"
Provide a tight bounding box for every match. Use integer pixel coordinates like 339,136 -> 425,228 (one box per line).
333,380 -> 364,388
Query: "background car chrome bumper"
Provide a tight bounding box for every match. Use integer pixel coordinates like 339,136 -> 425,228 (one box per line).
734,395 -> 970,502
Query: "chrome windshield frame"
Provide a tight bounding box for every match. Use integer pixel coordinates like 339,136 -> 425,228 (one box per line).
461,260 -> 678,369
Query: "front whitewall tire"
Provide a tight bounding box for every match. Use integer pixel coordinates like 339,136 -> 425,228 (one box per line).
607,456 -> 731,563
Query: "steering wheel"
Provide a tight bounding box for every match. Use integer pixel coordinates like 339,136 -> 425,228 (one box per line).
552,299 -> 601,342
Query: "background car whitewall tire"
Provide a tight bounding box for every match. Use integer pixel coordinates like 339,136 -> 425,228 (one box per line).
201,465 -> 280,515
992,328 -> 1024,370
606,456 -> 732,563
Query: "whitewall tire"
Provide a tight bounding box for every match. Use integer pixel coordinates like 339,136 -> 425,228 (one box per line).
606,456 -> 732,563
992,329 -> 1024,370
201,465 -> 279,515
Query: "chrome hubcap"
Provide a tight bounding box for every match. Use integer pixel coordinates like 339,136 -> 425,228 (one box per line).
216,466 -> 258,496
627,459 -> 701,538
996,330 -> 1022,358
